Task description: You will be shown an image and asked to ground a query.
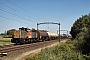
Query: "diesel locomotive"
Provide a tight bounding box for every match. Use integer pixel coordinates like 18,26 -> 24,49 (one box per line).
11,27 -> 58,44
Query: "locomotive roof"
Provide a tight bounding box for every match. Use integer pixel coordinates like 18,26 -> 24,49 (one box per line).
19,27 -> 30,30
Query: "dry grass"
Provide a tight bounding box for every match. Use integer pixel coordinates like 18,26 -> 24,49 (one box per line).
0,36 -> 11,40
0,36 -> 13,46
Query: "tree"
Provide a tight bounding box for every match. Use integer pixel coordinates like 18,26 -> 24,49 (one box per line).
70,13 -> 90,54
31,28 -> 48,32
82,26 -> 90,54
70,14 -> 90,39
7,29 -> 16,35
4,30 -> 7,36
39,30 -> 48,32
31,28 -> 36,32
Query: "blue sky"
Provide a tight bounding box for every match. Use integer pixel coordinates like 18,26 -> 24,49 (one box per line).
0,0 -> 90,34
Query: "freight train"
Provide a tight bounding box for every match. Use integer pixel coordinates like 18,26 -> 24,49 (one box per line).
11,27 -> 58,44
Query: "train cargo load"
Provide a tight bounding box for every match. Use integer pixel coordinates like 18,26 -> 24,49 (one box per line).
47,32 -> 58,40
36,31 -> 48,41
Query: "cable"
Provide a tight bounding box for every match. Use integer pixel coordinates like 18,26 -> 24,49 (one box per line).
0,2 -> 48,28
0,15 -> 48,30
6,0 -> 46,22
0,2 -> 49,29
0,2 -> 42,24
0,7 -> 48,29
0,1 -> 56,31
0,15 -> 29,25
0,8 -> 37,23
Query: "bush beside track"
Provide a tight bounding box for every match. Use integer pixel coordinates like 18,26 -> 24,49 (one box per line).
26,39 -> 90,60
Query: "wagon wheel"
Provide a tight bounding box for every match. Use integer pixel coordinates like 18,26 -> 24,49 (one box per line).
16,40 -> 18,45
42,37 -> 45,42
28,39 -> 31,44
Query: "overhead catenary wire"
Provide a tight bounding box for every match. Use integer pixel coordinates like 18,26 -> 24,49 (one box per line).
6,0 -> 46,22
0,3 -> 37,23
0,9 -> 48,30
0,8 -> 37,23
0,15 -> 29,25
0,2 -> 48,29
0,2 -> 43,22
0,2 -> 43,23
0,7 -> 48,29
0,15 -> 48,30
0,1 -> 53,23
0,1 -> 57,31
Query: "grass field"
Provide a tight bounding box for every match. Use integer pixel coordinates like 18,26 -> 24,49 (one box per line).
0,36 -> 13,46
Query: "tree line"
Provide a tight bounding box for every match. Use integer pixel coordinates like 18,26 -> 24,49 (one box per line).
70,13 -> 90,54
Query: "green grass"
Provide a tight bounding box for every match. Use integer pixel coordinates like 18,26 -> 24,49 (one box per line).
26,40 -> 89,60
0,36 -> 13,46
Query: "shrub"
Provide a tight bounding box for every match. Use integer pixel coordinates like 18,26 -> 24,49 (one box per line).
26,41 -> 86,60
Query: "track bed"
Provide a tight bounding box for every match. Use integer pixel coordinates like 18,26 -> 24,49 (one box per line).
0,39 -> 67,60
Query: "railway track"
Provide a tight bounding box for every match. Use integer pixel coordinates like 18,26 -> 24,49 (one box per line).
0,39 -> 67,58
0,41 -> 54,56
0,44 -> 15,48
